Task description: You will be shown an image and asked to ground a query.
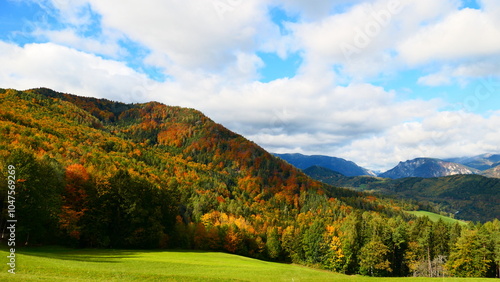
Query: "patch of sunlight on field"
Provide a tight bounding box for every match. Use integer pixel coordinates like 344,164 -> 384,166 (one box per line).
406,210 -> 468,225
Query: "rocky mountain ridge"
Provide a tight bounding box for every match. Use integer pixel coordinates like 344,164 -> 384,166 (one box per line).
379,158 -> 480,179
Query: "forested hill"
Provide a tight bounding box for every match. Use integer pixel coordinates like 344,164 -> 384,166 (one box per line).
1,88 -> 499,278
0,87 -> 390,245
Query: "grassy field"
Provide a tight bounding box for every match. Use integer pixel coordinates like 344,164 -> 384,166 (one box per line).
0,247 -> 491,281
406,210 -> 468,225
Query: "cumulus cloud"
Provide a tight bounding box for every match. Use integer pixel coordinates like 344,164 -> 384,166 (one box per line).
336,110 -> 500,170
32,28 -> 125,58
276,0 -> 366,20
196,77 -> 443,168
43,0 -> 93,26
83,0 -> 281,78
0,41 -> 157,102
288,0 -> 462,78
397,6 -> 500,65
289,0 -> 402,78
418,59 -> 500,87
418,72 -> 452,86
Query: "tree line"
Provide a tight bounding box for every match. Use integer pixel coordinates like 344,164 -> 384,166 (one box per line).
1,149 -> 499,277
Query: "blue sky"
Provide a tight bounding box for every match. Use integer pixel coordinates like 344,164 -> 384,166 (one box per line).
1,0 -> 499,170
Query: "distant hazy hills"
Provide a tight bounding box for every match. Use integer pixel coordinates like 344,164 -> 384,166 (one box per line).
273,153 -> 376,177
445,153 -> 500,170
277,153 -> 500,179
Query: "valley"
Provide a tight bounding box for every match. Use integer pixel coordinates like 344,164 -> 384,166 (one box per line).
302,165 -> 500,222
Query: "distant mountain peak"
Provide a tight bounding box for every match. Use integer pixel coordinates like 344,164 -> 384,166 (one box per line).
482,164 -> 500,178
379,157 -> 479,179
273,153 -> 375,177
445,153 -> 500,171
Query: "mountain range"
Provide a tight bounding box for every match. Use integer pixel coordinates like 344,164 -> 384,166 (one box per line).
277,154 -> 500,221
446,153 -> 500,170
277,153 -> 500,179
303,165 -> 500,222
273,153 -> 376,177
378,158 -> 480,179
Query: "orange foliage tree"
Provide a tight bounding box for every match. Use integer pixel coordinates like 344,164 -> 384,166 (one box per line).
59,164 -> 90,240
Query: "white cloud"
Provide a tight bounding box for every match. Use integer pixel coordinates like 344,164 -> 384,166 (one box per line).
417,59 -> 500,87
276,0 -> 365,20
398,7 -> 500,65
32,28 -> 125,58
192,76 -> 444,168
335,110 -> 500,171
0,41 -> 157,102
418,72 -> 452,86
287,0 -> 461,80
289,2 -> 398,66
44,0 -> 92,26
83,0 -> 280,77
451,60 -> 500,78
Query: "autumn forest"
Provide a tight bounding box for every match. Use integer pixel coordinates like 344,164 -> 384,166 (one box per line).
0,88 -> 499,278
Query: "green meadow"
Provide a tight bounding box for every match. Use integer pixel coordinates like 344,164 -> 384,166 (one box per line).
0,247 -> 493,281
406,210 -> 468,225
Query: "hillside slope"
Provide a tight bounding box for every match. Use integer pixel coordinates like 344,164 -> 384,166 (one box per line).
483,165 -> 500,178
0,87 -> 392,247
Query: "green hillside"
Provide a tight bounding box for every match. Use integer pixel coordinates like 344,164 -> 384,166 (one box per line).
406,211 -> 467,226
1,88 -> 499,278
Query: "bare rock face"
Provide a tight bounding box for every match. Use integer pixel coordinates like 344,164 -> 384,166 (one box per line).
379,158 -> 479,179
482,165 -> 500,178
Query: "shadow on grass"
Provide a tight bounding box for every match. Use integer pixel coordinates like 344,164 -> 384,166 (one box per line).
7,246 -> 220,263
12,246 -> 142,263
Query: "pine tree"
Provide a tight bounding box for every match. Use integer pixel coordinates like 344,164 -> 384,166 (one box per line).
359,235 -> 392,276
302,219 -> 325,264
266,227 -> 281,259
446,228 -> 492,277
6,150 -> 63,245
